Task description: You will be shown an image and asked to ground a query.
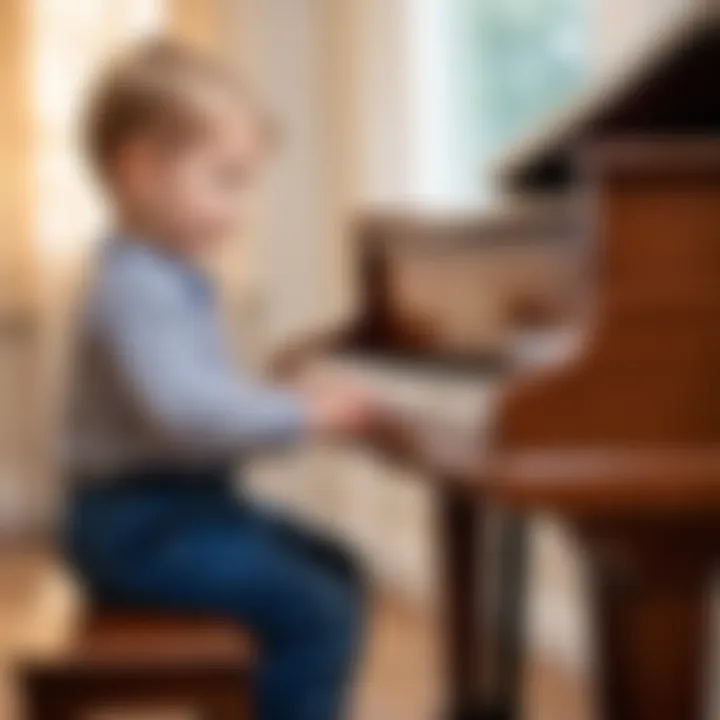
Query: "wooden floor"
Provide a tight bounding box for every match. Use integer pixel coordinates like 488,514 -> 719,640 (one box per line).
0,544 -> 591,720
356,592 -> 592,720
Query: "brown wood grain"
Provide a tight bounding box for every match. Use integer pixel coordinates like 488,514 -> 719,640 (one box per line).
488,138 -> 720,720
17,611 -> 254,720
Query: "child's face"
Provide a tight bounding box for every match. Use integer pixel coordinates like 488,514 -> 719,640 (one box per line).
116,104 -> 268,256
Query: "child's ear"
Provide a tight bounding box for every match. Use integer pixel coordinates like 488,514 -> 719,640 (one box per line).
115,136 -> 162,194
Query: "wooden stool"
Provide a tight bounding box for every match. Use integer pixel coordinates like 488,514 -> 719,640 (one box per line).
17,611 -> 255,719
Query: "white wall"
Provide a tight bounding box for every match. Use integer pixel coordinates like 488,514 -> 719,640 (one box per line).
592,0 -> 693,74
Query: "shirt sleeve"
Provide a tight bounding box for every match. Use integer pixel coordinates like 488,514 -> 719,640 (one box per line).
92,257 -> 308,457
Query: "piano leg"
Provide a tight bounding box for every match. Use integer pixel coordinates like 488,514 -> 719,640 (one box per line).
492,513 -> 529,720
437,485 -> 485,720
586,523 -> 715,720
437,486 -> 523,720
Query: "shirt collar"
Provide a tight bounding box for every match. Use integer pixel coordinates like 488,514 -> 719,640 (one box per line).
107,234 -> 216,305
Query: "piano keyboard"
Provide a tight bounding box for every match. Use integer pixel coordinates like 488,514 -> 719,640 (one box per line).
304,354 -> 502,465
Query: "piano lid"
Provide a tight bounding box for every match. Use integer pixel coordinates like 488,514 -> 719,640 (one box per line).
494,3 -> 720,193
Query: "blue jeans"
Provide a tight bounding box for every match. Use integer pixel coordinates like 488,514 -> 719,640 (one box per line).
63,468 -> 365,720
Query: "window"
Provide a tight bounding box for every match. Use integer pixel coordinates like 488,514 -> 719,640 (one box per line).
455,0 -> 590,194
33,0 -> 165,264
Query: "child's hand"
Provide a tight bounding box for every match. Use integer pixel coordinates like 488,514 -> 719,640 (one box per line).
306,385 -> 380,441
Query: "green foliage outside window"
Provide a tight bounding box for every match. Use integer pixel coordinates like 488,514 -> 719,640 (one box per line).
458,0 -> 589,161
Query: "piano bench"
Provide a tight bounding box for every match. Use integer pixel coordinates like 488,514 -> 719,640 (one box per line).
17,610 -> 255,720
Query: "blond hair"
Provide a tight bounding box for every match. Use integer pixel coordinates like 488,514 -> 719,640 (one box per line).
84,37 -> 271,178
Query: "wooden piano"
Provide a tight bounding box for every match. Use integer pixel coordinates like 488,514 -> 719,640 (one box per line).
485,7 -> 720,720
276,5 -> 720,720
274,207 -> 582,720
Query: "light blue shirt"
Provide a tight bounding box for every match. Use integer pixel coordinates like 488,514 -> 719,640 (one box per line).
65,238 -> 307,476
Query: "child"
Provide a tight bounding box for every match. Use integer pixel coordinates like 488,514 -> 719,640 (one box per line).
63,39 -> 376,720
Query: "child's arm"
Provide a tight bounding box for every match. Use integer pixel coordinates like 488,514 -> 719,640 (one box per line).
92,257 -> 372,457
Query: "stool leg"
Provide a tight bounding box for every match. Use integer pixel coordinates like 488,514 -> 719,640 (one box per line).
206,687 -> 251,720
24,687 -> 76,720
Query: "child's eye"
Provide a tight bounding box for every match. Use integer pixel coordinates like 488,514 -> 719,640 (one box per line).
216,164 -> 246,189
